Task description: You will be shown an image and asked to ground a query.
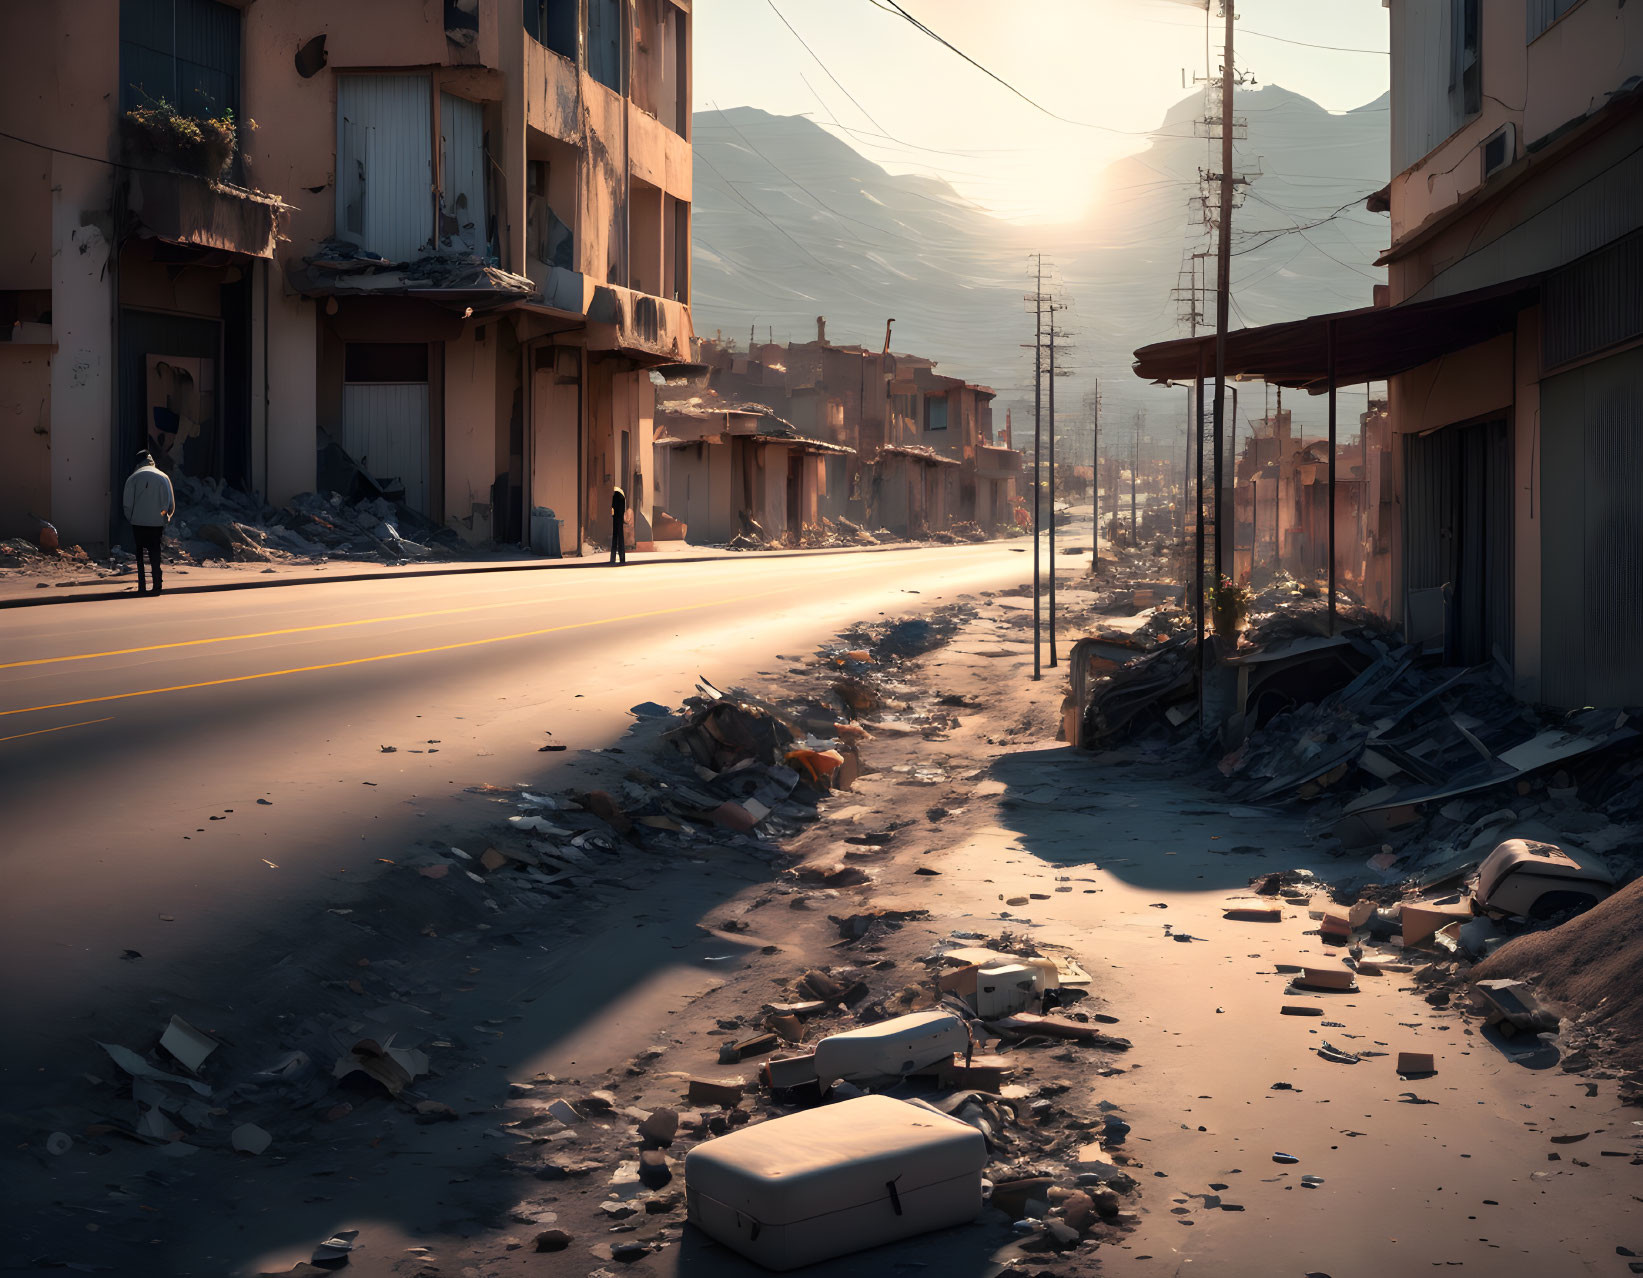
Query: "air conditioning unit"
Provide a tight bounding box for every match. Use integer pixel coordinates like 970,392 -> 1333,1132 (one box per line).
1482,123 -> 1517,181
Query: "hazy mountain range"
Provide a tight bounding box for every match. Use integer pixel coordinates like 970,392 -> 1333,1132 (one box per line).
690,84 -> 1390,440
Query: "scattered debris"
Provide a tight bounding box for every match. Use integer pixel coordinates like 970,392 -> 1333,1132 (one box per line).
332,1037 -> 429,1097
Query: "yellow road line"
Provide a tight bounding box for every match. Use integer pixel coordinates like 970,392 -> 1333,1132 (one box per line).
0,592 -> 768,719
0,583 -> 630,671
0,716 -> 114,744
0,548 -> 847,666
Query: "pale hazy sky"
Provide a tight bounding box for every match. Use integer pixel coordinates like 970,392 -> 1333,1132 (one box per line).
694,0 -> 1391,221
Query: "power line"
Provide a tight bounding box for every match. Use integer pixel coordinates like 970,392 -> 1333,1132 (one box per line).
1241,29 -> 1388,56
865,0 -> 1209,141
764,0 -> 888,135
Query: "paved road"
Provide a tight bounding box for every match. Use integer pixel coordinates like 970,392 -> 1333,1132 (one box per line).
0,543 -> 1035,1074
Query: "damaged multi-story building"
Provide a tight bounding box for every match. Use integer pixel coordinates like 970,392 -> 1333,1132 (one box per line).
654,320 -> 1019,544
1135,0 -> 1643,709
1,0 -> 693,554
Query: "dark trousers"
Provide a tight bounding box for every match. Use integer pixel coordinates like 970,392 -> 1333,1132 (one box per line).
133,524 -> 164,594
609,516 -> 626,564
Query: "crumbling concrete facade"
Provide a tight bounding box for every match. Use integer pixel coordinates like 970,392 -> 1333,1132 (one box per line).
653,396 -> 850,546
0,0 -> 693,554
1134,0 -> 1643,712
1380,0 -> 1643,704
0,0 -> 290,548
670,324 -> 1020,542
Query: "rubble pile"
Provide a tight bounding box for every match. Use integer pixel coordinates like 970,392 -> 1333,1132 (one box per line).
163,475 -> 466,566
1473,876 -> 1643,1077
799,516 -> 880,549
286,238 -> 536,300
1080,635 -> 1196,746
933,521 -> 990,545
0,536 -> 99,578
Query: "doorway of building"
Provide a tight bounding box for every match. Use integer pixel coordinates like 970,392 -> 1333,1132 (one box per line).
786,453 -> 802,542
1403,417 -> 1511,667
342,343 -> 431,514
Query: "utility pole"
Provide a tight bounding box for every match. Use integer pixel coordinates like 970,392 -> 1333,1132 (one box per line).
1086,383 -> 1101,572
1210,0 -> 1237,588
1024,255 -> 1049,682
1048,315 -> 1059,668
1042,298 -> 1075,667
1123,410 -> 1136,538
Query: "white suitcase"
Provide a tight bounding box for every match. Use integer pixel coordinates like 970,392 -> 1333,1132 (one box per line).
811,1010 -> 970,1086
684,1095 -> 987,1271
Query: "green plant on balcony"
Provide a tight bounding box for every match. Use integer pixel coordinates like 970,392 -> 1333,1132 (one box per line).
122,99 -> 253,182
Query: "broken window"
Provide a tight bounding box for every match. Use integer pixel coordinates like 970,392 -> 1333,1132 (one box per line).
524,0 -> 577,61
629,178 -> 664,296
631,0 -> 686,133
663,195 -> 690,302
336,75 -> 434,260
1449,0 -> 1481,118
924,396 -> 949,432
528,159 -> 575,270
119,0 -> 241,117
440,94 -> 487,254
668,4 -> 687,135
587,0 -> 623,94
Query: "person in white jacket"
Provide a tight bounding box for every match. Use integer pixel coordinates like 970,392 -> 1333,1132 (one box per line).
122,451 -> 175,595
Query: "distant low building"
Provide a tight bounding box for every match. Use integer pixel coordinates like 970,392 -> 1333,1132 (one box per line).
666,319 -> 1021,540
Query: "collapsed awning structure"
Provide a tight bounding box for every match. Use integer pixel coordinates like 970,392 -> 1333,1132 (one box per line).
1130,272 -> 1544,633
1131,275 -> 1542,391
878,444 -> 961,468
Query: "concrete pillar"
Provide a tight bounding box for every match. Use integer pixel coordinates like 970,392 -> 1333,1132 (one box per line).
265,291 -> 317,506
49,154 -> 116,549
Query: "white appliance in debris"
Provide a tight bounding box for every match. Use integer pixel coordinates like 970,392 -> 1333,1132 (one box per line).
811,1010 -> 969,1086
974,963 -> 1039,1018
684,1094 -> 987,1271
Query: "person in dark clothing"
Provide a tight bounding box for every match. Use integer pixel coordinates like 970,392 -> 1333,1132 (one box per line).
609,486 -> 627,565
122,450 -> 175,596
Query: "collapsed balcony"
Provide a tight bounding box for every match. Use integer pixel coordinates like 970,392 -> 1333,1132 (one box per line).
287,239 -> 538,309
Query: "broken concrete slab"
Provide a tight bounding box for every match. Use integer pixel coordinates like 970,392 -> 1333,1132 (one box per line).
1294,967 -> 1357,992
1399,900 -> 1475,947
686,1078 -> 745,1107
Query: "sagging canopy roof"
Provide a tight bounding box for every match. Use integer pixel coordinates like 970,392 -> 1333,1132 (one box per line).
1131,275 -> 1541,391
879,444 -> 961,467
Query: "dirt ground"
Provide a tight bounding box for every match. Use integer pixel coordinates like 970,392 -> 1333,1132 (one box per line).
7,573 -> 1640,1278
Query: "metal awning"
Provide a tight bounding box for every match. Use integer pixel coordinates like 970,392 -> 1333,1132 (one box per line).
1131,275 -> 1541,391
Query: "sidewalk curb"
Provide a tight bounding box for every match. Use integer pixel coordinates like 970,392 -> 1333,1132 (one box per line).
0,539 -> 1019,610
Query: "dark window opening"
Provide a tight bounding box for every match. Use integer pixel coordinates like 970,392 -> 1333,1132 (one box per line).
1450,0 -> 1482,118
119,0 -> 241,118
924,396 -> 949,432
345,342 -> 430,383
524,0 -> 577,61
528,159 -> 575,270
588,0 -> 623,93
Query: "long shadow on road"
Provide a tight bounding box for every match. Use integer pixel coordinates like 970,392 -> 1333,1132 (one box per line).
2,705 -> 796,1276
988,744 -> 1330,894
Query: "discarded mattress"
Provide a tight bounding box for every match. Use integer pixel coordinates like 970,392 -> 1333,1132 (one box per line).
684,1094 -> 987,1271
1474,838 -> 1614,919
811,1011 -> 969,1086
